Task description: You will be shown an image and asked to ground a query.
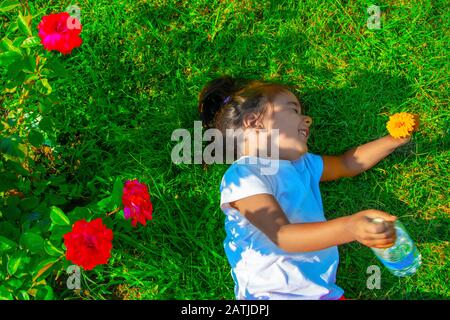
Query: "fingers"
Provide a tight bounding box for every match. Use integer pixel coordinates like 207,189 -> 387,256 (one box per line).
363,230 -> 397,247
365,222 -> 387,234
364,210 -> 397,223
365,220 -> 396,234
354,210 -> 399,248
363,227 -> 396,240
361,214 -> 397,247
368,238 -> 397,248
361,211 -> 397,234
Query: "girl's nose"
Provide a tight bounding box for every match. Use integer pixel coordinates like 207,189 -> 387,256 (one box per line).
304,116 -> 313,127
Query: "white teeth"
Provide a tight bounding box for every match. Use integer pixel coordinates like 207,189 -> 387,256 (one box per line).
299,130 -> 307,137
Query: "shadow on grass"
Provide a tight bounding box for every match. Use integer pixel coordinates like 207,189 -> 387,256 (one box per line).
379,194 -> 448,244
333,178 -> 448,299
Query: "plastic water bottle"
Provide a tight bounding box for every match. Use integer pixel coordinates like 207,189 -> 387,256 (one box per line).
370,218 -> 422,277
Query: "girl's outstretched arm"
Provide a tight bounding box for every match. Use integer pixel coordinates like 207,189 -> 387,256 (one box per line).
230,194 -> 397,253
320,135 -> 411,181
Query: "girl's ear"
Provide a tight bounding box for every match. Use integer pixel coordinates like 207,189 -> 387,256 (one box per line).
243,112 -> 264,129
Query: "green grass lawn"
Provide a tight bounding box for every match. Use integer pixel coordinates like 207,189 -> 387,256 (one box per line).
12,0 -> 449,299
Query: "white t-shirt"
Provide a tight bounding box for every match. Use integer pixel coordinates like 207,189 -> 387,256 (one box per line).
220,153 -> 344,300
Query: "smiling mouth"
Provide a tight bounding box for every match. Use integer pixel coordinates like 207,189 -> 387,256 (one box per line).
298,128 -> 309,138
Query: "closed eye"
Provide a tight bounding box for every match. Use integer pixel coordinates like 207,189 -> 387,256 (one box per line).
287,101 -> 302,114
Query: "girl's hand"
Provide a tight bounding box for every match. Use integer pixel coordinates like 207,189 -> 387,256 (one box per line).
389,134 -> 412,148
346,210 -> 397,248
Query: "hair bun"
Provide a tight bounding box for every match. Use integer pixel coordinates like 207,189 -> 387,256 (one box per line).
198,76 -> 235,128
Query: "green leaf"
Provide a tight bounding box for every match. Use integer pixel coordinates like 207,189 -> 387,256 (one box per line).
21,36 -> 41,48
114,209 -> 133,233
0,285 -> 13,300
17,12 -> 32,36
6,58 -> 25,80
45,59 -> 69,78
49,175 -> 66,186
50,206 -> 70,226
5,158 -> 29,176
0,50 -> 22,67
12,36 -> 26,48
5,278 -> 24,291
22,211 -> 42,232
24,73 -> 38,82
5,205 -> 21,221
0,173 -> 17,192
17,290 -> 30,300
36,217 -> 51,234
47,193 -> 67,206
13,254 -> 30,278
7,251 -> 27,276
0,134 -> 24,158
35,285 -> 54,300
0,38 -> 10,52
20,232 -> 44,254
0,221 -> 20,240
49,225 -> 71,244
96,196 -> 112,212
69,207 -> 91,223
6,194 -> 21,207
0,266 -> 5,282
44,240 -> 64,256
0,235 -> 18,254
6,69 -> 25,88
0,37 -> 21,53
33,258 -> 58,283
38,78 -> 52,95
19,196 -> 39,211
38,117 -> 53,133
23,54 -> 36,73
28,129 -> 44,147
0,0 -> 20,13
110,177 -> 123,209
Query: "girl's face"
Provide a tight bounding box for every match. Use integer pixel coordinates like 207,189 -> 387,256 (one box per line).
261,90 -> 312,161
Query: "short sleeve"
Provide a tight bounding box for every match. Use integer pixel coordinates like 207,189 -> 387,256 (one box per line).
303,153 -> 324,183
220,164 -> 273,207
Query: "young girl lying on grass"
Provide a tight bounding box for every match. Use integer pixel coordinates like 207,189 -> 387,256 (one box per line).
198,76 -> 418,300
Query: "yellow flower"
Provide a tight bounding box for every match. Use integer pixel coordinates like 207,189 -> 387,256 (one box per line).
386,112 -> 418,138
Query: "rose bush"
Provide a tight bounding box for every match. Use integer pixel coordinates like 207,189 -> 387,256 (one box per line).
1,3 -> 153,299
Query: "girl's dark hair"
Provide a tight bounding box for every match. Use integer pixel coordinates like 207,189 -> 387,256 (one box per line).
198,76 -> 295,132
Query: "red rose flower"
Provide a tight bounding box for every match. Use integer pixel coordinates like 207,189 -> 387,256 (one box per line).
64,218 -> 113,270
37,12 -> 82,55
122,179 -> 153,227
